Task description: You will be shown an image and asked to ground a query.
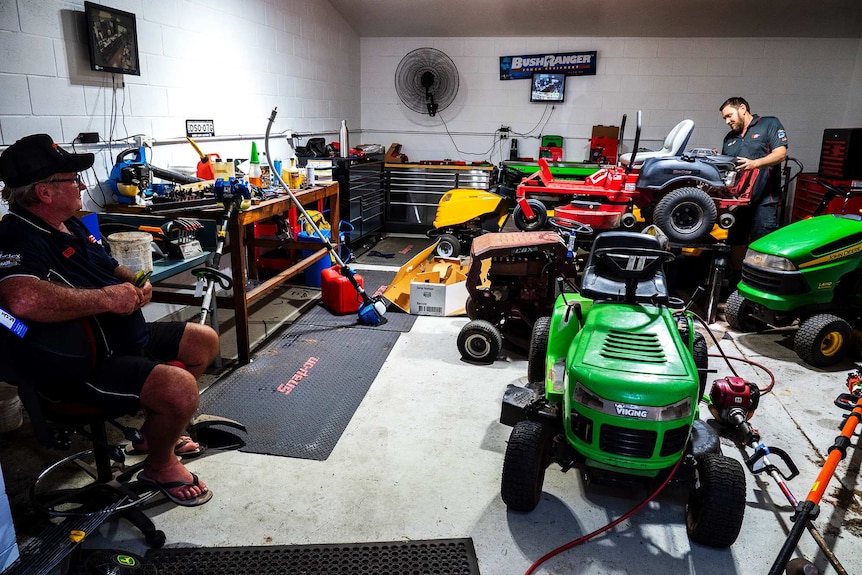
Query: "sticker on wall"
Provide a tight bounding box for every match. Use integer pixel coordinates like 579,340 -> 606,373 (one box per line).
500,50 -> 597,80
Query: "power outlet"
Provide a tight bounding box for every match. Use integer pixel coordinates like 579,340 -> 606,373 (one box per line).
500,126 -> 510,139
135,135 -> 154,148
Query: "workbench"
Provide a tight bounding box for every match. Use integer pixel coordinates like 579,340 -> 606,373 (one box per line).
107,183 -> 340,365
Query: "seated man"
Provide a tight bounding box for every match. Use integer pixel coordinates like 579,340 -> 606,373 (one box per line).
0,134 -> 219,507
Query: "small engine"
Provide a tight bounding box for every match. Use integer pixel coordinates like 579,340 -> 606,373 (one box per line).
708,376 -> 760,426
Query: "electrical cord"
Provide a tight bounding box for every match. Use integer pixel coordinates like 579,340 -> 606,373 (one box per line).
524,450 -> 686,575
693,312 -> 776,395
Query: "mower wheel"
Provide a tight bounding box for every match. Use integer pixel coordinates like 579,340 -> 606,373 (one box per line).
501,419 -> 552,512
527,317 -> 551,385
513,199 -> 548,231
795,313 -> 852,367
653,187 -> 717,243
686,453 -> 746,548
457,319 -> 503,364
693,332 -> 709,396
434,233 -> 461,258
724,290 -> 766,333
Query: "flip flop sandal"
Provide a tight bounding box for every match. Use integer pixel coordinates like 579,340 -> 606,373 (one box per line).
137,470 -> 213,507
125,436 -> 206,458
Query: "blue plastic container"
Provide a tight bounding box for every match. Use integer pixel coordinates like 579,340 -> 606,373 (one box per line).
298,230 -> 331,287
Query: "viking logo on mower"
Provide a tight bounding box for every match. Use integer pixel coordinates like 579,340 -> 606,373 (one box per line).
614,403 -> 649,418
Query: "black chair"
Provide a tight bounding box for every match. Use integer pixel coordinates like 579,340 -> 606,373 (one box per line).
579,230 -> 675,305
0,317 -> 167,548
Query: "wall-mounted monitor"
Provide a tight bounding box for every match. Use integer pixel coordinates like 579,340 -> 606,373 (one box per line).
530,72 -> 566,103
84,1 -> 141,76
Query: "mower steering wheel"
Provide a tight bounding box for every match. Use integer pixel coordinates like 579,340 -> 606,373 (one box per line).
548,217 -> 593,237
591,246 -> 676,281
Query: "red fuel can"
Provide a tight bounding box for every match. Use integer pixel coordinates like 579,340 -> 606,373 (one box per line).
321,265 -> 364,314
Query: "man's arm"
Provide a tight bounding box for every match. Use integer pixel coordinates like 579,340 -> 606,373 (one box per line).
0,276 -> 144,322
736,145 -> 787,172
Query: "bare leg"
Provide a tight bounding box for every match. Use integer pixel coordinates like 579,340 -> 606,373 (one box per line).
175,323 -> 220,379
139,364 -> 207,501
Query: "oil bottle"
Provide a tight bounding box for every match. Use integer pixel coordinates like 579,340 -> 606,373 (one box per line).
247,141 -> 263,187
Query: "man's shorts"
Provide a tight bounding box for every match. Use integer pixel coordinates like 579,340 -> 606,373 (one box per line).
42,321 -> 187,413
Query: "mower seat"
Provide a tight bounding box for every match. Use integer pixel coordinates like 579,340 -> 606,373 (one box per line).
619,119 -> 694,165
580,231 -> 670,304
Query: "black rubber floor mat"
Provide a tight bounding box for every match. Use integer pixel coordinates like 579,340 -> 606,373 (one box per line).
355,236 -> 435,267
198,323 -> 400,460
143,538 -> 480,574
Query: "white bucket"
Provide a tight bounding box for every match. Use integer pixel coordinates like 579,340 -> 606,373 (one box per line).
0,382 -> 23,433
107,231 -> 153,273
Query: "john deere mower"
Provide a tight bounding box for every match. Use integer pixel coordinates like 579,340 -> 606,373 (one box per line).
725,181 -> 862,367
500,229 -> 747,548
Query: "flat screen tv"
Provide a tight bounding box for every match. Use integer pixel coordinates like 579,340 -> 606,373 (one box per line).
530,72 -> 566,103
84,2 -> 141,76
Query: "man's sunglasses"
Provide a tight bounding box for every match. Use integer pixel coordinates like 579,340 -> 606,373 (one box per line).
47,174 -> 84,185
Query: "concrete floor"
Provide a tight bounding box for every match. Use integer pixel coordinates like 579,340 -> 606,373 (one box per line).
3,249 -> 862,574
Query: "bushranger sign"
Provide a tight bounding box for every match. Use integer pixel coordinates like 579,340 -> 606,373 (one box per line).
500,51 -> 597,80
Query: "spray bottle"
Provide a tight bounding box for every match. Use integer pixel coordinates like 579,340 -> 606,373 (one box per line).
247,141 -> 263,187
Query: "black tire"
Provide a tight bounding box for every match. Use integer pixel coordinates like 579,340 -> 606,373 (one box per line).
465,296 -> 478,320
527,317 -> 551,385
513,199 -> 548,231
686,453 -> 746,548
434,233 -> 461,258
501,420 -> 551,512
457,319 -> 503,363
653,187 -> 718,243
693,332 -> 709,396
724,290 -> 766,332
794,313 -> 852,367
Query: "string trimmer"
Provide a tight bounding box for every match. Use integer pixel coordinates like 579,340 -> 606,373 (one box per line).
766,370 -> 862,575
263,108 -> 386,325
707,376 -> 849,575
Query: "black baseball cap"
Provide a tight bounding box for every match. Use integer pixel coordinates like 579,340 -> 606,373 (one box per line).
0,134 -> 94,187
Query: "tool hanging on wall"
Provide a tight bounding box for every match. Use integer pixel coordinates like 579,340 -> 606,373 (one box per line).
264,108 -> 386,326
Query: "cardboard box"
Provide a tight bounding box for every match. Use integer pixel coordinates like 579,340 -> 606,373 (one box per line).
409,280 -> 468,317
592,125 -> 619,139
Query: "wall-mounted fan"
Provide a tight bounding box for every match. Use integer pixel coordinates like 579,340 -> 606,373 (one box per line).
394,48 -> 459,117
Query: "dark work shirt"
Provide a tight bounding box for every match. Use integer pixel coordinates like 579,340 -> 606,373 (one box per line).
722,114 -> 789,205
0,206 -> 148,353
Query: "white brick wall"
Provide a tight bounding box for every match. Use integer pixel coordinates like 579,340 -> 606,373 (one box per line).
361,36 -> 862,172
0,0 -> 360,213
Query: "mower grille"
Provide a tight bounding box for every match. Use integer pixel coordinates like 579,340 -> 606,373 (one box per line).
660,424 -> 690,456
600,424 -> 657,458
601,330 -> 665,363
741,265 -> 807,295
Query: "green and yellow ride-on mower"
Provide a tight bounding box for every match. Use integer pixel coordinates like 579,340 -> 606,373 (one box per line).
725,180 -> 862,367
499,230 -> 747,548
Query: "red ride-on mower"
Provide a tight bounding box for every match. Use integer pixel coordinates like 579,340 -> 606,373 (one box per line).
513,111 -> 761,243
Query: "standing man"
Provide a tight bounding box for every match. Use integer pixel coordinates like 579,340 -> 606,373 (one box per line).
719,97 -> 789,282
0,134 -> 218,506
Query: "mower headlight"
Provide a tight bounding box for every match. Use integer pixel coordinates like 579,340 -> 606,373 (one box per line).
744,249 -> 797,272
573,382 -> 605,411
440,191 -> 453,202
658,397 -> 692,421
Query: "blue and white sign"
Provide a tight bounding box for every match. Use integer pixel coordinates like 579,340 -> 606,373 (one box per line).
500,50 -> 597,80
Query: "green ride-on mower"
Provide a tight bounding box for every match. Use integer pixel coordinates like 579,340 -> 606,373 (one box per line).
725,180 -> 862,367
499,230 -> 747,548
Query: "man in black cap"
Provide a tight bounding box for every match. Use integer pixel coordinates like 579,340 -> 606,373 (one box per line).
0,134 -> 216,506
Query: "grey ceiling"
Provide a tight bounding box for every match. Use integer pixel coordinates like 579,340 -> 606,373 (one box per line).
328,0 -> 862,38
